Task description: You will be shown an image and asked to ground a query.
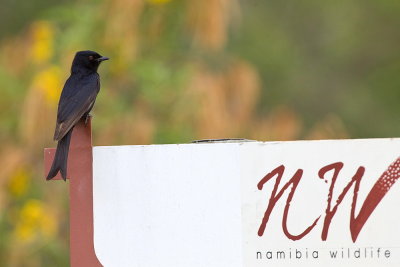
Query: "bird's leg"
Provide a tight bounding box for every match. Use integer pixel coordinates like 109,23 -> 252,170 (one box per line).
84,113 -> 92,125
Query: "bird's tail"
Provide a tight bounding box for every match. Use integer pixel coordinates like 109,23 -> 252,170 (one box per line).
46,129 -> 73,181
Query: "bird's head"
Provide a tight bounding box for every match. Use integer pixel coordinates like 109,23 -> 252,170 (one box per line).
71,50 -> 109,73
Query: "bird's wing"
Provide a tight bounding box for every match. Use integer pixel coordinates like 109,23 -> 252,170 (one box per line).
53,73 -> 100,141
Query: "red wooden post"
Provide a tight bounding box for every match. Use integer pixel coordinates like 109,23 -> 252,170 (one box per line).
44,118 -> 102,267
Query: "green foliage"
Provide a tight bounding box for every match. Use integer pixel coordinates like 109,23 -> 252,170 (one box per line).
0,0 -> 399,266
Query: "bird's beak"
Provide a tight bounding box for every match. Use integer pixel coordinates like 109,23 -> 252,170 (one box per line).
97,56 -> 109,62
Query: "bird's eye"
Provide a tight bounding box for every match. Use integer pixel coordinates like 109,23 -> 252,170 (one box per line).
88,56 -> 94,60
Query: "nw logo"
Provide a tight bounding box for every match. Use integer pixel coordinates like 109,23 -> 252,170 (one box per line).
257,157 -> 400,242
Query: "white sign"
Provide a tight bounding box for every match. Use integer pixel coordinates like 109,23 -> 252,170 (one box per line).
93,138 -> 400,267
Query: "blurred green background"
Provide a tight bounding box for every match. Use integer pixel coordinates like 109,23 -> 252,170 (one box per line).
0,0 -> 399,266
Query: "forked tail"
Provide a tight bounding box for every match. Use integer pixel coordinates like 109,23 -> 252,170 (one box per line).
46,129 -> 73,181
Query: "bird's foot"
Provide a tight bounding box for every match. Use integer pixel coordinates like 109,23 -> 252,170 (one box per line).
85,114 -> 92,125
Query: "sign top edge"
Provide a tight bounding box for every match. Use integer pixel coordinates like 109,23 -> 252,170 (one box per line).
92,137 -> 400,149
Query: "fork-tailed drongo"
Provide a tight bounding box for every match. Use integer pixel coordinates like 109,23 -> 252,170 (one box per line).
47,50 -> 109,181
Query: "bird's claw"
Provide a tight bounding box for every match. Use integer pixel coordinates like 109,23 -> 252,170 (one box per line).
85,114 -> 92,125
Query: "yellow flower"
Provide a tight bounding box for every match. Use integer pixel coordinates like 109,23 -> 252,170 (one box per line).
40,212 -> 57,239
21,200 -> 42,221
147,0 -> 172,5
31,21 -> 55,64
32,66 -> 62,105
15,222 -> 35,242
8,168 -> 29,197
14,199 -> 57,242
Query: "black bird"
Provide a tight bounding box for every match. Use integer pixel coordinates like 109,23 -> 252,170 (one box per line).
47,50 -> 109,181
